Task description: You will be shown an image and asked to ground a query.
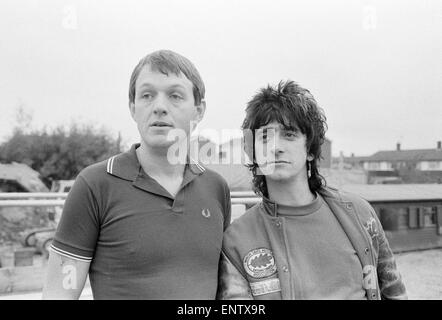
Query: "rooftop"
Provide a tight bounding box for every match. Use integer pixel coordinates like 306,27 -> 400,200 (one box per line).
367,148 -> 442,162
341,184 -> 442,202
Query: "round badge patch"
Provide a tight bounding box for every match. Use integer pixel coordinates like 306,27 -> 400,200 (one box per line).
243,248 -> 277,278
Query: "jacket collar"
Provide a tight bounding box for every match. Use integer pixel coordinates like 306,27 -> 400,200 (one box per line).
261,193 -> 322,216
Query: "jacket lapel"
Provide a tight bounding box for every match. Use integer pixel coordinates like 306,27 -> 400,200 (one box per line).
320,188 -> 380,299
322,196 -> 372,267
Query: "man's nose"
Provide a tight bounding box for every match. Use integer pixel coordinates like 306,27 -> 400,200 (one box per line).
152,94 -> 170,116
270,136 -> 284,155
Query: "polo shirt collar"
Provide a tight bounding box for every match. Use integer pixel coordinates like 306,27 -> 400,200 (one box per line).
106,143 -> 205,199
106,143 -> 140,181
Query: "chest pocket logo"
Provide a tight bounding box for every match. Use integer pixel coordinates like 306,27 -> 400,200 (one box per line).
202,208 -> 211,218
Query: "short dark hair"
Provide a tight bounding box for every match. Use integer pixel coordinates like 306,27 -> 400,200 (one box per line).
242,80 -> 327,197
128,50 -> 205,105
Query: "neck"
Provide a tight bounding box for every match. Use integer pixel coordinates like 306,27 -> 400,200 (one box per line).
136,141 -> 186,178
266,177 -> 315,207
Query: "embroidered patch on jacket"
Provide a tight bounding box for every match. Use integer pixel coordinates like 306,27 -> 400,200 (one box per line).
363,217 -> 378,239
243,248 -> 277,278
250,278 -> 281,296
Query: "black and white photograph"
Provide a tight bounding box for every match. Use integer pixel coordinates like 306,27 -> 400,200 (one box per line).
0,0 -> 441,305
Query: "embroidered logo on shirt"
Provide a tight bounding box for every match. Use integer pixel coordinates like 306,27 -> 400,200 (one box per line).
250,278 -> 281,296
243,248 -> 277,278
202,208 -> 211,218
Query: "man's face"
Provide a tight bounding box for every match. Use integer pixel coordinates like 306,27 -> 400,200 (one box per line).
130,66 -> 205,150
254,121 -> 313,182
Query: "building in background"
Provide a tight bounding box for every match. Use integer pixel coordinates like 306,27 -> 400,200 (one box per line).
341,141 -> 442,184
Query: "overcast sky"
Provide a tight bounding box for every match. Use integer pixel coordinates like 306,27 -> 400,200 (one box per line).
0,0 -> 441,157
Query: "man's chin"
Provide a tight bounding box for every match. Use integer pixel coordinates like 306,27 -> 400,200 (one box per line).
144,137 -> 176,149
261,167 -> 292,181
265,172 -> 292,182
259,164 -> 290,177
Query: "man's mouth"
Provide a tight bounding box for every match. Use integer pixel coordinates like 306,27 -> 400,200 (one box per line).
150,121 -> 173,128
263,160 -> 291,167
268,160 -> 290,164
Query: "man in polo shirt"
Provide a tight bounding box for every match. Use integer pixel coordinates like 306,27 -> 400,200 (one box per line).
217,80 -> 406,300
42,50 -> 231,299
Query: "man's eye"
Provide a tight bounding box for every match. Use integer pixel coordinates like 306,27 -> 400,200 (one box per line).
170,93 -> 183,101
141,93 -> 153,99
285,132 -> 296,138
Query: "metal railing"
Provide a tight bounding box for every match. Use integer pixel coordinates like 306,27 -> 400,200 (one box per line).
0,192 -> 261,208
0,193 -> 69,199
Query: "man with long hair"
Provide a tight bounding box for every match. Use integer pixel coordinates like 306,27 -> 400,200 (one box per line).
217,80 -> 406,300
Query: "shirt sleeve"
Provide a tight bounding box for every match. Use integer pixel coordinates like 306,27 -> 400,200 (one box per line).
369,206 -> 408,300
50,174 -> 100,262
216,252 -> 253,300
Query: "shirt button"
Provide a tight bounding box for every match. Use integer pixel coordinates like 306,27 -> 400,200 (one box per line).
275,220 -> 282,228
346,204 -> 353,210
365,247 -> 370,254
282,266 -> 289,272
371,293 -> 377,299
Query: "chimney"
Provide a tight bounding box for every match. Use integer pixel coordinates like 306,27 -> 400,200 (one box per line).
396,143 -> 401,151
438,141 -> 441,150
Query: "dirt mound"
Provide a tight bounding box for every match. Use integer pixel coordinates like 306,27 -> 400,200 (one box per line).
0,207 -> 54,246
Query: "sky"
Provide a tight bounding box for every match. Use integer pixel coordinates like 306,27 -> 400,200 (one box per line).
0,0 -> 441,157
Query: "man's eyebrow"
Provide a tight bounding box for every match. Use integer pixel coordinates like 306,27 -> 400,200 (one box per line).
138,83 -> 154,90
283,126 -> 300,132
258,124 -> 281,130
137,83 -> 187,90
167,84 -> 187,91
257,124 -> 300,132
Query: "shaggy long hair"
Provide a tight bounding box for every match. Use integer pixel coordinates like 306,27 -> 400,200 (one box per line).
242,80 -> 328,197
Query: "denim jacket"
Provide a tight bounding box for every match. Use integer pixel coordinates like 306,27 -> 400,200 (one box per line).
217,186 -> 407,300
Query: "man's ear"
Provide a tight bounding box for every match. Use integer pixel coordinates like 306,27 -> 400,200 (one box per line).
129,102 -> 136,120
195,100 -> 206,123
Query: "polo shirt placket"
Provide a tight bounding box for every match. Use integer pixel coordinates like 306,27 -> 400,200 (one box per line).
109,144 -> 205,214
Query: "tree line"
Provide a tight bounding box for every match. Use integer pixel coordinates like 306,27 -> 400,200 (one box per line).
0,107 -> 124,188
